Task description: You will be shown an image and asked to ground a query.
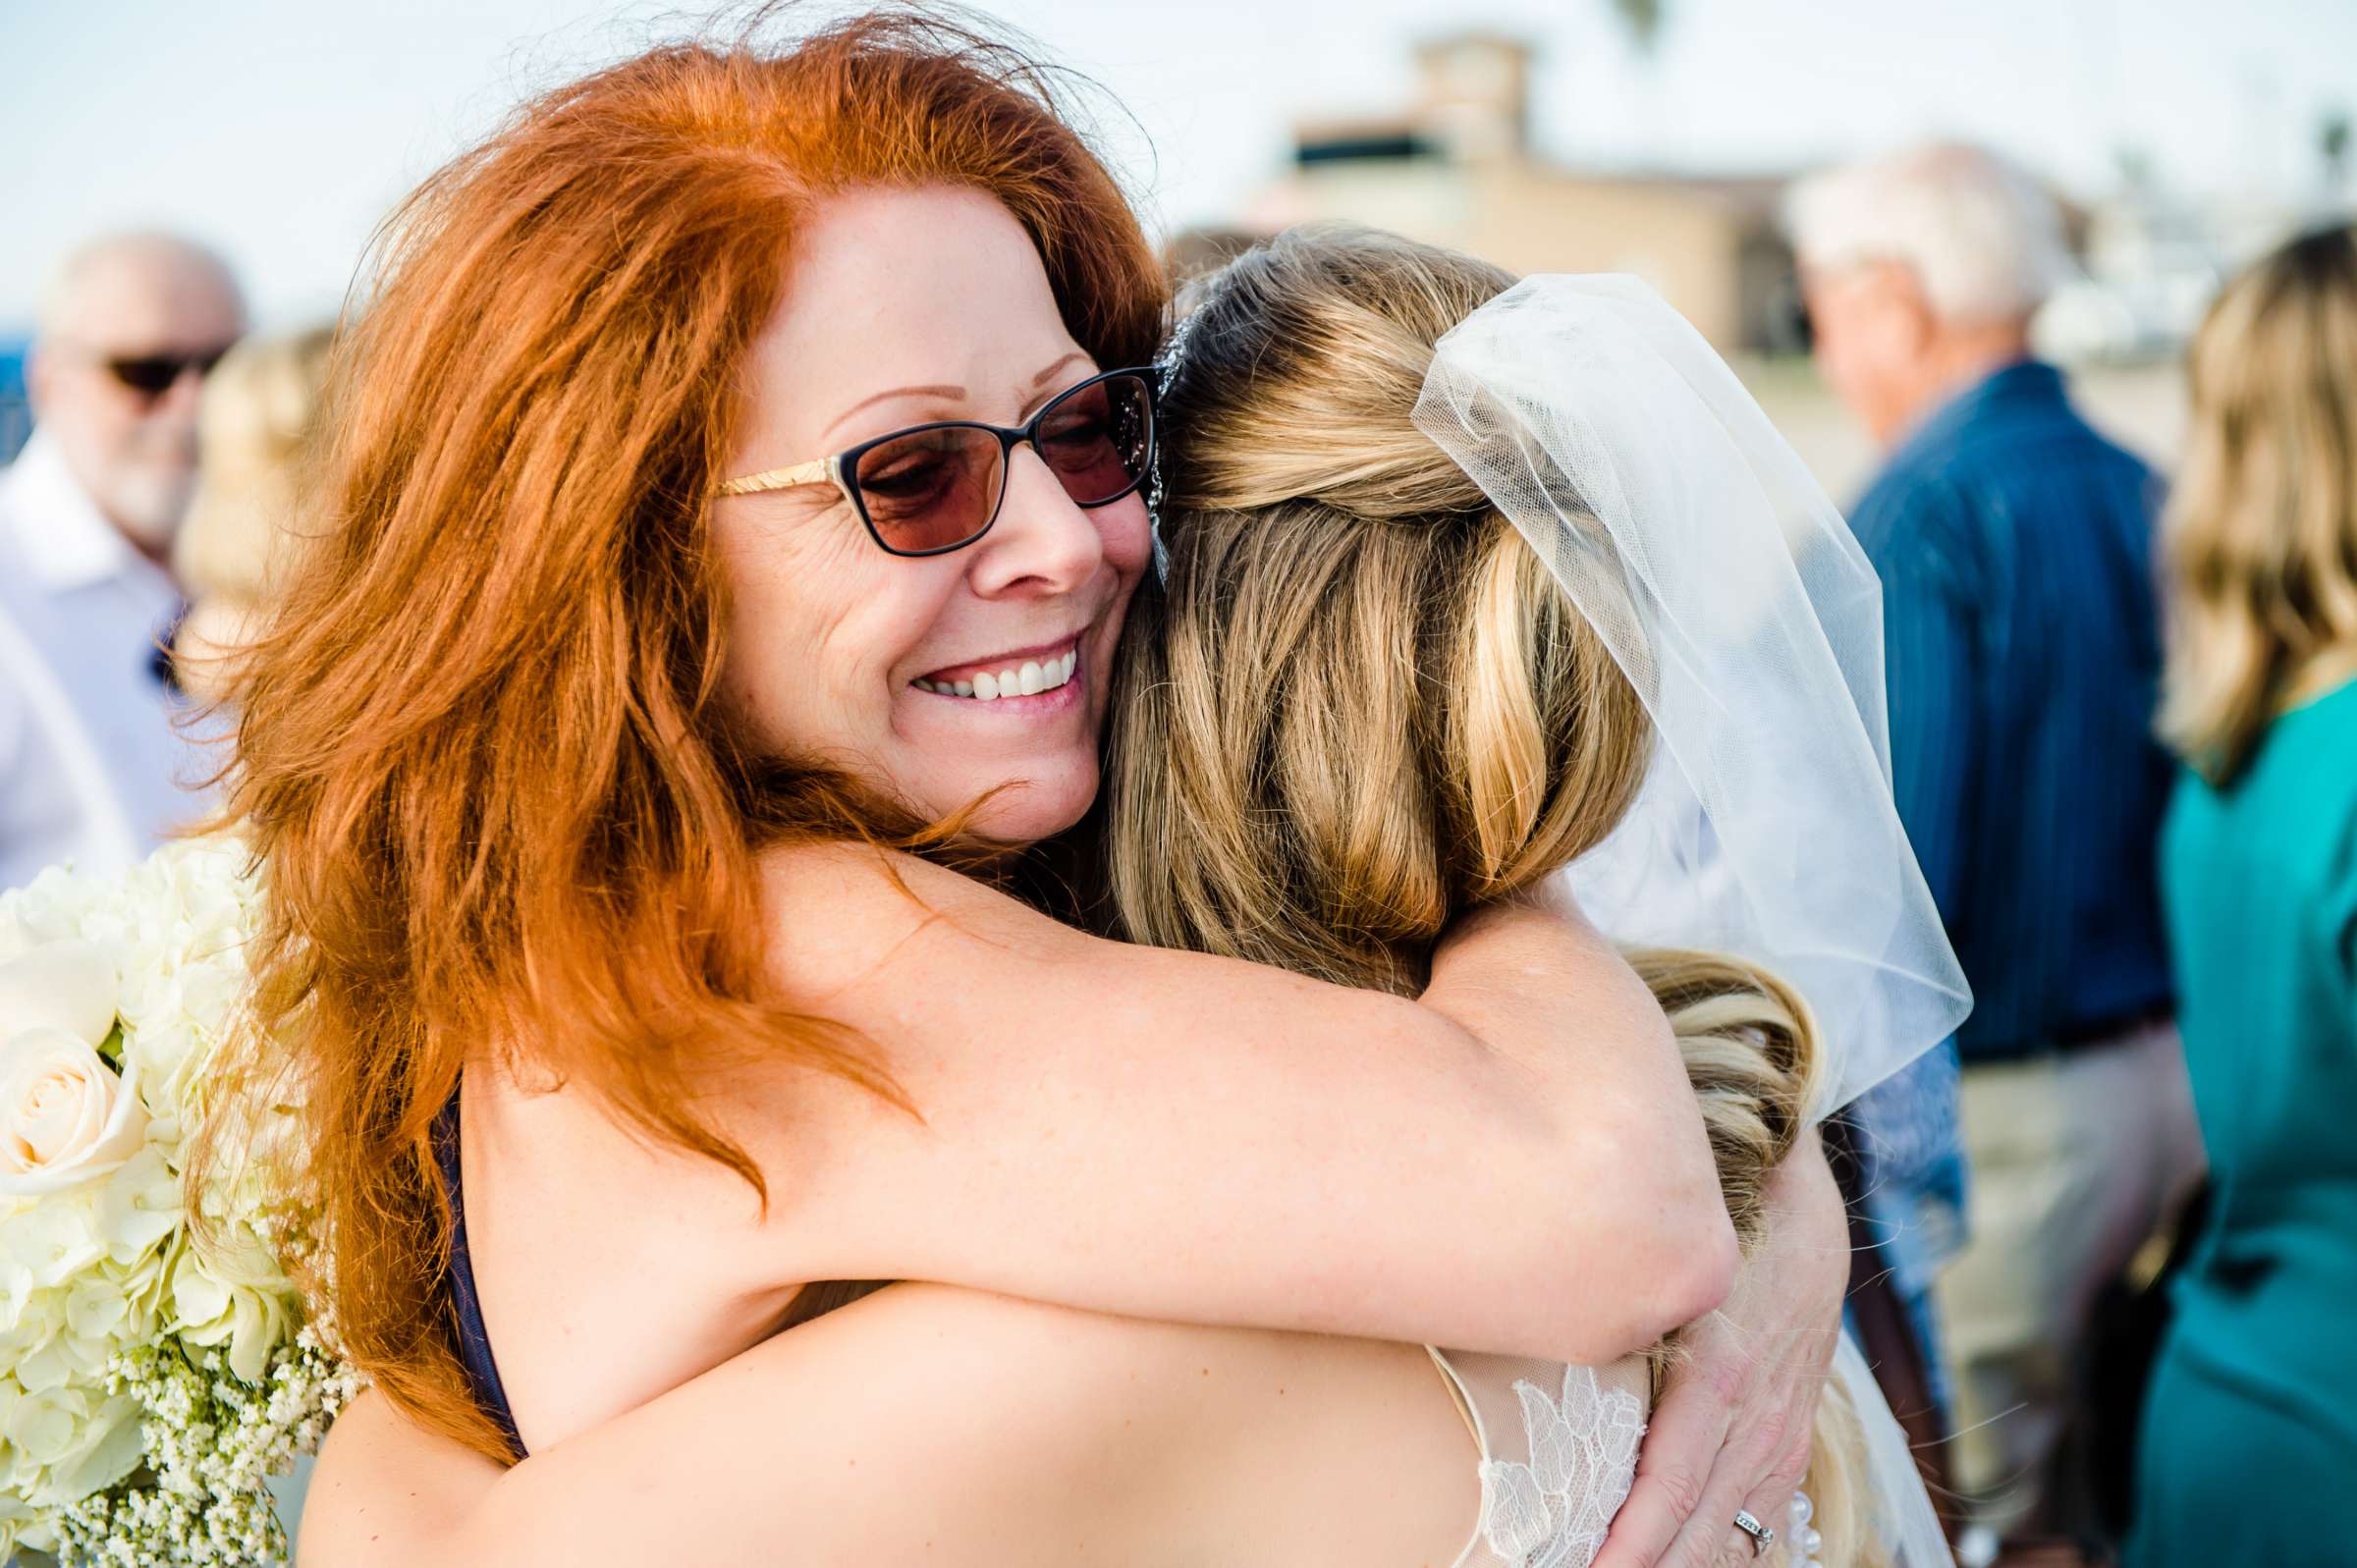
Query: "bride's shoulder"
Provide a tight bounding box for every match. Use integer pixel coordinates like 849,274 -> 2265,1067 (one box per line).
777,1285 -> 1471,1563
690,1283 -> 1287,1563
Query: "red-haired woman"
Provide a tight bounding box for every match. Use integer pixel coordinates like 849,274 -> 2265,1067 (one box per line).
247,15 -> 1848,1565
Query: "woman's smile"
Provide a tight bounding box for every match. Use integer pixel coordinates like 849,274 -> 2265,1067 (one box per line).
911,634 -> 1082,704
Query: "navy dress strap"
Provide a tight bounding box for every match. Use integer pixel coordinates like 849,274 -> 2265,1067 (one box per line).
432,1086 -> 526,1459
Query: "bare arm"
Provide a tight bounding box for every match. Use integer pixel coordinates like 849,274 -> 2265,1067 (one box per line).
302,1291 -> 1125,1567
702,845 -> 1737,1367
299,1394 -> 505,1566
303,1285 -> 1445,1568
489,839 -> 1733,1382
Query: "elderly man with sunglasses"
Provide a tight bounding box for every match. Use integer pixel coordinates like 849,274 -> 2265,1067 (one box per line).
0,230 -> 246,889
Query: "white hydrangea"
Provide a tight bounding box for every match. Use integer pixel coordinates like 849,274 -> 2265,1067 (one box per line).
0,837 -> 355,1564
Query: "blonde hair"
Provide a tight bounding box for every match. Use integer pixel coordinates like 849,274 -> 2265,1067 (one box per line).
174,326 -> 335,696
1109,224 -> 1882,1564
2160,223 -> 2357,783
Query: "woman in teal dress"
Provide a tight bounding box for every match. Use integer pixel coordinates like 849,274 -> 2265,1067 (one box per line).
2128,222 -> 2357,1567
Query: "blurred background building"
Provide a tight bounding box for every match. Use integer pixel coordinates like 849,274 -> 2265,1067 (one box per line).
1216,33 -> 1805,353
1155,21 -> 2357,495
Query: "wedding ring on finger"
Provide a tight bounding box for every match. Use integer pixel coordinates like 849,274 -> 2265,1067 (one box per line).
1731,1509 -> 1775,1556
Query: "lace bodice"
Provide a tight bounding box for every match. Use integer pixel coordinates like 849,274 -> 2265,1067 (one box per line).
1428,1349 -> 1652,1568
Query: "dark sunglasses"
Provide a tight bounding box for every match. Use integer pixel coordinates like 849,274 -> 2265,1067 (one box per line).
715,366 -> 1157,557
103,347 -> 235,399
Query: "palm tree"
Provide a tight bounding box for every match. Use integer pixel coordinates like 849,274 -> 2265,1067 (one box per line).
1607,0 -> 1667,57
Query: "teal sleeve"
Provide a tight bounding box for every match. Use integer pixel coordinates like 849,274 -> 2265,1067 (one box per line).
2327,794 -> 2357,1022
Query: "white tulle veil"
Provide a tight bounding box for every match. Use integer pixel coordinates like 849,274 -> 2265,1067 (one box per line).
1409,274 -> 1971,1116
1408,273 -> 1966,1567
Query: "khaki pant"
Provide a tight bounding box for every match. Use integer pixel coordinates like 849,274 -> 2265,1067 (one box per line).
1934,1019 -> 2204,1541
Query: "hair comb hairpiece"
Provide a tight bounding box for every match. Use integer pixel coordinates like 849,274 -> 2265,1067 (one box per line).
1145,297 -> 1216,583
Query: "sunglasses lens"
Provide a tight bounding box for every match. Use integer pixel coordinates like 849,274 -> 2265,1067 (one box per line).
107,357 -> 184,396
1035,373 -> 1152,507
102,346 -> 235,399
851,425 -> 1007,554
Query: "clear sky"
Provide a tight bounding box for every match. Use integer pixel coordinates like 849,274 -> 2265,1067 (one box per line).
4,0 -> 2353,330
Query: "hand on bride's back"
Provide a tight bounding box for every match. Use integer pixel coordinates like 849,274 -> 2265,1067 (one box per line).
1593,1131 -> 1849,1568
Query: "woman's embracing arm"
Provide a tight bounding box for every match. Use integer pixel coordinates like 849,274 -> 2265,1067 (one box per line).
701,843 -> 1735,1368
301,1285 -> 1329,1568
299,1293 -> 1082,1568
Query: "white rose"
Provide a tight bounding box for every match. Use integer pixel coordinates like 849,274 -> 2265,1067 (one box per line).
0,940 -> 120,1050
0,1026 -> 149,1197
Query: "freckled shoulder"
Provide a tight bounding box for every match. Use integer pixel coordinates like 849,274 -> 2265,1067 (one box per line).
753,838 -> 1086,997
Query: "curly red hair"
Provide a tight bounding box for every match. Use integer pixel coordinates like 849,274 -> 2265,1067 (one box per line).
223,9 -> 1165,1461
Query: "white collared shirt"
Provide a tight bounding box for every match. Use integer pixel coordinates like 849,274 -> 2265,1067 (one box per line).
0,430 -> 216,891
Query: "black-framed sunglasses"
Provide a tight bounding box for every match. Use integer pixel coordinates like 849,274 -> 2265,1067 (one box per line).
101,346 -> 236,400
715,365 -> 1157,557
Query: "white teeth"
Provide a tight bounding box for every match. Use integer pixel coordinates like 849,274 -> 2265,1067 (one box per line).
924,646 -> 1078,701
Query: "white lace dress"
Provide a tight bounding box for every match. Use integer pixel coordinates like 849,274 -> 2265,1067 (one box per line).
1427,1349 -> 1653,1568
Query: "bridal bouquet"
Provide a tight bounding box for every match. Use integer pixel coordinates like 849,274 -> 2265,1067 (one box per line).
0,836 -> 358,1565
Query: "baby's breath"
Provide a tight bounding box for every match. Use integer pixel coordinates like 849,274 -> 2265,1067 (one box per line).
50,1327 -> 363,1567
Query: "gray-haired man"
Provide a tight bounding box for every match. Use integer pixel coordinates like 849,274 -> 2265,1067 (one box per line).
0,232 -> 246,887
